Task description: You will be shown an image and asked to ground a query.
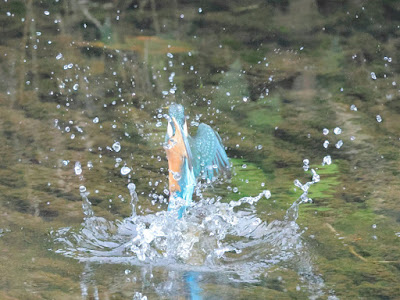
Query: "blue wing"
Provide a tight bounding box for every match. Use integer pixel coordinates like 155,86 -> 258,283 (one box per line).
189,123 -> 230,181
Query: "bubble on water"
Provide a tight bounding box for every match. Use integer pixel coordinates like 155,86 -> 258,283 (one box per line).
44,10 -> 50,16
73,83 -> 79,91
233,187 -> 239,193
87,161 -> 93,169
376,115 -> 382,123
62,160 -> 69,166
79,186 -> 87,193
74,162 -> 82,175
167,53 -> 173,58
335,140 -> 343,149
333,127 -> 342,135
350,104 -> 357,111
242,164 -> 247,169
322,128 -> 329,135
370,72 -> 377,80
198,7 -> 202,13
372,224 -> 377,229
112,142 -> 121,152
121,166 -> 131,175
93,117 -> 99,123
156,120 -> 162,127
322,155 -> 332,166
56,53 -> 63,60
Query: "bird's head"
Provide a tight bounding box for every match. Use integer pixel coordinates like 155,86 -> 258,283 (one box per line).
165,103 -> 188,139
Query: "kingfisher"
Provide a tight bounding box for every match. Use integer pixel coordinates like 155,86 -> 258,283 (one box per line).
164,103 -> 230,217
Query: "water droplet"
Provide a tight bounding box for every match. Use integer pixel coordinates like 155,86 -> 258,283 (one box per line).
322,128 -> 329,135
372,224 -> 377,229
198,7 -> 202,13
311,169 -> 320,183
93,117 -> 99,123
74,162 -> 82,175
127,183 -> 136,193
323,140 -> 329,149
335,140 -> 343,149
303,159 -> 309,171
322,155 -> 332,166
242,164 -> 247,169
44,10 -> 50,16
370,72 -> 377,80
333,127 -> 342,135
73,83 -> 79,90
376,115 -> 382,123
350,104 -> 357,111
112,142 -> 121,152
233,187 -> 238,193
79,186 -> 86,193
121,166 -> 131,175
172,171 -> 181,181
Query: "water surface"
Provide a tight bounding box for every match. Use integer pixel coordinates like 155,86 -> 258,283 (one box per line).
0,0 -> 400,299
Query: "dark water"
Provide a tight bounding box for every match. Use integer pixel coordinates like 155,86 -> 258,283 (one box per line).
1,0 -> 400,299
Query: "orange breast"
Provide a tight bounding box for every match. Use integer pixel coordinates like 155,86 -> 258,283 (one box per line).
165,119 -> 188,194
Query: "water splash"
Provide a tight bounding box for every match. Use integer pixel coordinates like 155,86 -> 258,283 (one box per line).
53,165 -> 326,297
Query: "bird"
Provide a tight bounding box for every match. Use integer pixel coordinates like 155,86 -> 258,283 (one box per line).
164,103 -> 230,218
